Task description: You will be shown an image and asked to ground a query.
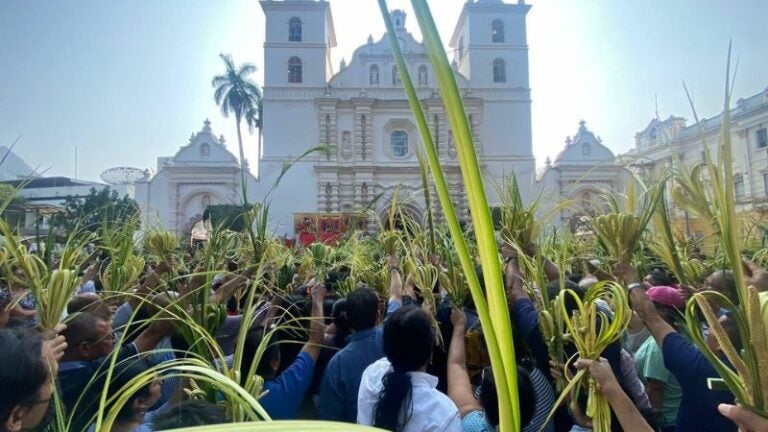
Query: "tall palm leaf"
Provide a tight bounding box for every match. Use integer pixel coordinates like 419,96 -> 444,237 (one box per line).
212,53 -> 263,205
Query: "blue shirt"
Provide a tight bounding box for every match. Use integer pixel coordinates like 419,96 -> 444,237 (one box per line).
511,298 -> 624,432
318,327 -> 384,422
58,344 -> 139,432
258,351 -> 315,420
662,332 -> 736,432
510,299 -> 558,379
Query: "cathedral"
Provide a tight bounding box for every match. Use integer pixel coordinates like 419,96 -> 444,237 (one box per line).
254,0 -> 535,237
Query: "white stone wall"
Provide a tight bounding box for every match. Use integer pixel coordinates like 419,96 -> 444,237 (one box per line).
255,1 -> 535,236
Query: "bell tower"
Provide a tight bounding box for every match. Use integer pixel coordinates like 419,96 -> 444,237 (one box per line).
260,0 -> 337,88
449,0 -> 530,88
449,0 -> 534,203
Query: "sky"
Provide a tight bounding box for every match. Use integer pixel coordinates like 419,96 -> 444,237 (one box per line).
1,0 -> 766,183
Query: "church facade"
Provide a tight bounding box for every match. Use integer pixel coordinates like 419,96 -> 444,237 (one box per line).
133,120 -> 260,236
537,121 -> 634,232
255,0 -> 535,236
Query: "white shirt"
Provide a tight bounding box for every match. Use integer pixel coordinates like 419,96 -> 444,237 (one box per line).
357,358 -> 462,432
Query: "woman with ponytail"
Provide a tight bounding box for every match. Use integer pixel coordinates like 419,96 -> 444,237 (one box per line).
357,305 -> 461,431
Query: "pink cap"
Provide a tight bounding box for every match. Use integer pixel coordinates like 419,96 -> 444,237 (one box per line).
646,286 -> 687,309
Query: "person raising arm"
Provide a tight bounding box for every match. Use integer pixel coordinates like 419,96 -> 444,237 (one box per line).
575,357 -> 653,432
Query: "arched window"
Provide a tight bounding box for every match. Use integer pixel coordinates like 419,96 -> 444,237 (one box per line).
289,17 -> 302,42
392,66 -> 401,85
418,65 -> 428,86
492,19 -> 505,43
493,58 -> 506,83
288,57 -> 302,83
391,130 -> 408,157
369,65 -> 379,85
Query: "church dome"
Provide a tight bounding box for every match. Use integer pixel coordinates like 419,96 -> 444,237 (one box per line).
553,120 -> 615,165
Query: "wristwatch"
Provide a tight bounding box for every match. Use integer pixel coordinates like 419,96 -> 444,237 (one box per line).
627,282 -> 643,291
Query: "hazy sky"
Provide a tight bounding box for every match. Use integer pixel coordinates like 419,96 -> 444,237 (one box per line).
1,0 -> 766,182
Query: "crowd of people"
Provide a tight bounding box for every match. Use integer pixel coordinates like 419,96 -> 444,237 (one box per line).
2,236 -> 768,432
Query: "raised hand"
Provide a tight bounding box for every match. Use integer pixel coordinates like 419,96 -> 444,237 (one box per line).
575,357 -> 621,396
718,404 -> 768,432
450,307 -> 467,329
42,323 -> 68,363
743,259 -> 768,292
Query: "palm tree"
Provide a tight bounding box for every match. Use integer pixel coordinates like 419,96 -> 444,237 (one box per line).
246,98 -> 263,164
212,53 -> 262,206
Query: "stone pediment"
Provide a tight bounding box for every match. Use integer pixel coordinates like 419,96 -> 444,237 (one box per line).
171,119 -> 238,167
554,120 -> 614,165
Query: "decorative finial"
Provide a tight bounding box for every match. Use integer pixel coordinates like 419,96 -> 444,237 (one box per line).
367,34 -> 374,45
203,118 -> 212,132
390,10 -> 406,30
340,58 -> 346,70
579,119 -> 586,129
545,156 -> 551,168
566,136 -> 572,145
219,134 -> 226,145
189,133 -> 195,143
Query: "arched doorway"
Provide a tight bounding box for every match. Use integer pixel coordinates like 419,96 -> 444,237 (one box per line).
379,202 -> 423,233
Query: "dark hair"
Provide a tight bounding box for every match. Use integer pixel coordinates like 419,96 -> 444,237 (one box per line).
151,400 -> 226,429
654,303 -> 683,327
711,270 -> 738,305
477,366 -> 535,428
555,281 -> 587,316
720,314 -> 743,352
331,298 -> 351,347
0,327 -> 48,424
346,286 -> 379,332
61,311 -> 105,349
646,268 -> 676,287
546,279 -> 581,302
103,359 -> 153,423
67,294 -> 97,315
242,326 -> 281,381
67,294 -> 110,319
374,306 -> 433,431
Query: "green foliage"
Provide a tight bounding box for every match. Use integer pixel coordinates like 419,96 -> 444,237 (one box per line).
212,53 -> 262,207
0,183 -> 20,205
379,1 -> 520,428
207,204 -> 249,231
50,187 -> 139,234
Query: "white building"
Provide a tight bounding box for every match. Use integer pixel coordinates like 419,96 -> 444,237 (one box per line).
622,86 -> 768,239
1,176 -> 130,236
134,119 -> 259,234
538,120 -> 634,231
254,0 -> 535,236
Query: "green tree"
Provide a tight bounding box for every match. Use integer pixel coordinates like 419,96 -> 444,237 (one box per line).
50,187 -> 140,234
0,183 -> 20,205
212,54 -> 262,206
0,183 -> 25,228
